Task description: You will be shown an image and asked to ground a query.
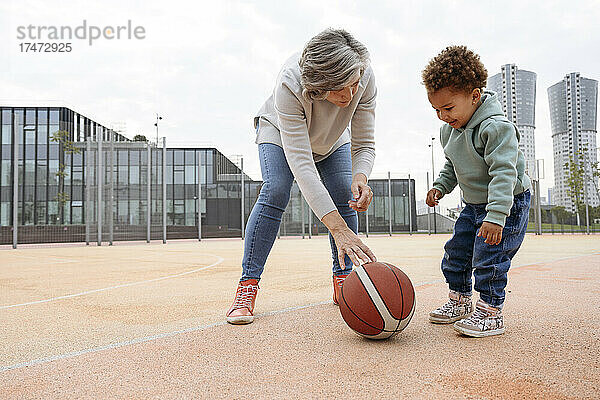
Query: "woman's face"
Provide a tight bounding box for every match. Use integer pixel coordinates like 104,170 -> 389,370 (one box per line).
325,78 -> 360,108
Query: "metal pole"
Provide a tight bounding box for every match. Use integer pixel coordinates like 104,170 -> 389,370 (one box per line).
365,204 -> 369,238
388,171 -> 392,236
534,180 -> 542,235
146,143 -> 151,243
108,130 -> 114,245
427,171 -> 431,235
155,114 -> 162,147
584,180 -> 590,235
533,160 -> 543,236
365,175 -> 369,238
241,156 -> 245,240
301,193 -> 305,239
581,153 -> 590,235
431,138 -> 437,234
308,208 -> 312,239
97,127 -> 103,246
162,137 -> 167,244
85,133 -> 91,245
537,181 -> 543,235
12,114 -> 19,249
197,151 -> 202,241
408,174 -> 413,235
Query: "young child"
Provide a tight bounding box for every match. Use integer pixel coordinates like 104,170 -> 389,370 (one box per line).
422,46 -> 531,337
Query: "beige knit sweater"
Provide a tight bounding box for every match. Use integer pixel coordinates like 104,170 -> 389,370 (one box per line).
254,52 -> 376,219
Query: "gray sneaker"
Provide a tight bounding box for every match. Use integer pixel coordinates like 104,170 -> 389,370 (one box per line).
429,291 -> 473,324
454,299 -> 505,337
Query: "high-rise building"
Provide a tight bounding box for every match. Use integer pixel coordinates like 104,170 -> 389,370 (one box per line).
548,73 -> 599,210
488,64 -> 537,172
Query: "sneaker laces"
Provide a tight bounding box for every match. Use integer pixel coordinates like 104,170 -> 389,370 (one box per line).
437,298 -> 459,313
231,283 -> 258,311
463,307 -> 488,324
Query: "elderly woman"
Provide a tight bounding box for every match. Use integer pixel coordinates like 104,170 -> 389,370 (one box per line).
227,29 -> 377,324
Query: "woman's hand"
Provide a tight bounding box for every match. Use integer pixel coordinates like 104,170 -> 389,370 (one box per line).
331,227 -> 377,269
321,210 -> 376,269
478,221 -> 503,245
348,173 -> 373,213
426,188 -> 442,207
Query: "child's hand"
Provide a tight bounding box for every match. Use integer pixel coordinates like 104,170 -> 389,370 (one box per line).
426,188 -> 442,207
478,222 -> 503,245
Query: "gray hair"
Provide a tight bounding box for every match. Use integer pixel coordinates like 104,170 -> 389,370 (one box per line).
299,29 -> 370,102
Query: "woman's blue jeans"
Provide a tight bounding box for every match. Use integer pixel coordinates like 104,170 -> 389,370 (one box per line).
441,190 -> 531,307
241,142 -> 357,281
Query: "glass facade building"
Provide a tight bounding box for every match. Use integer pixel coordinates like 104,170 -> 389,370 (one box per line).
0,106 -> 417,245
0,107 -> 127,229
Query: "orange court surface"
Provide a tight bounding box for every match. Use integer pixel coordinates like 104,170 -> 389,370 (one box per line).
1,233 -> 599,399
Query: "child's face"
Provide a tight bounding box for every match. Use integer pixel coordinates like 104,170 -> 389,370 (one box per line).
427,87 -> 482,129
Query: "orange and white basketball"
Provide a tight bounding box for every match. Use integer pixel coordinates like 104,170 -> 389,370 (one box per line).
339,262 -> 415,339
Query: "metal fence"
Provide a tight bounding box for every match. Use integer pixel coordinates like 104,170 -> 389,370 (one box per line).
6,120 -> 596,249
83,129 -> 166,245
526,159 -> 599,235
3,125 -> 168,248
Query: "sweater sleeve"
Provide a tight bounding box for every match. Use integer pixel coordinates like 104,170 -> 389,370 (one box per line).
274,79 -> 337,220
433,158 -> 458,196
432,127 -> 457,196
350,71 -> 376,178
482,121 -> 519,227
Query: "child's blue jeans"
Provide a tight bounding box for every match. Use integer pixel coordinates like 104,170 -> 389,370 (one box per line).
441,190 -> 531,307
241,142 -> 357,281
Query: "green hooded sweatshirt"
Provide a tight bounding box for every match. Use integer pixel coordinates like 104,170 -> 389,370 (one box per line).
433,91 -> 531,227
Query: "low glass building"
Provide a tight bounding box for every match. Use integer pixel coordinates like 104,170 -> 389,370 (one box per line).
0,106 -> 417,245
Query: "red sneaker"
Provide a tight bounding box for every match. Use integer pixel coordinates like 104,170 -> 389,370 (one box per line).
332,273 -> 349,306
226,279 -> 259,325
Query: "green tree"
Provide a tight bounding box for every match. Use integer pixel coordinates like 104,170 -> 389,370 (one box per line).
50,130 -> 81,224
564,145 -> 600,227
586,151 -> 600,201
133,134 -> 147,142
551,205 -> 571,224
564,150 -> 586,224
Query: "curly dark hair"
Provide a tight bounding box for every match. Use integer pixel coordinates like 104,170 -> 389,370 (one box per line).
422,45 -> 488,93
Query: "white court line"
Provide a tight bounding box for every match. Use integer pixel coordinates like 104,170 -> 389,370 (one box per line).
0,255 -> 224,310
0,300 -> 331,373
1,252 -> 598,373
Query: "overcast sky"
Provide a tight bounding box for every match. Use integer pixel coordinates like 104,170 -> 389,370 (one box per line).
1,0 -> 598,211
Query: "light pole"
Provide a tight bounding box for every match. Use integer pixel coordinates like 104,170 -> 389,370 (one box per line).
231,154 -> 245,239
532,159 -> 544,235
154,113 -> 162,145
388,171 -> 392,236
407,173 -> 412,235
240,156 -> 245,240
582,146 -> 600,234
429,137 -> 437,234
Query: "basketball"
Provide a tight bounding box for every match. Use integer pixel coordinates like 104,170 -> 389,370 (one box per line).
339,262 -> 415,339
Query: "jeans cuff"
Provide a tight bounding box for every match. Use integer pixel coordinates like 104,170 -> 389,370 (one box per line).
479,294 -> 504,308
449,287 -> 472,297
240,276 -> 261,283
333,268 -> 352,276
